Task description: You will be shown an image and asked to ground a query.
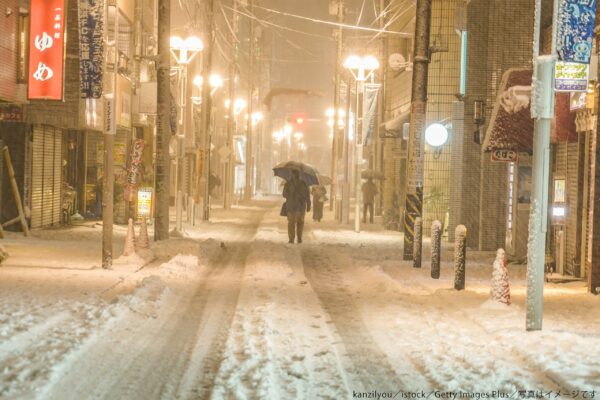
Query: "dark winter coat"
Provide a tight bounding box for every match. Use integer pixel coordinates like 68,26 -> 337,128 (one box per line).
283,177 -> 311,213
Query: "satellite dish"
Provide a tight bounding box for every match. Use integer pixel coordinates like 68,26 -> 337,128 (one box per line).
388,53 -> 406,71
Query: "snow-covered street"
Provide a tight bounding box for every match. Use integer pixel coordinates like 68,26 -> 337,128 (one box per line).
1,199 -> 599,399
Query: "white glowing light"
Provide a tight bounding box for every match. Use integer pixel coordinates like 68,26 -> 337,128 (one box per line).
424,123 -> 449,147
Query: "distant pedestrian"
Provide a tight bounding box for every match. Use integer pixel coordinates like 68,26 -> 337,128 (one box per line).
282,170 -> 311,244
361,178 -> 378,224
311,185 -> 327,222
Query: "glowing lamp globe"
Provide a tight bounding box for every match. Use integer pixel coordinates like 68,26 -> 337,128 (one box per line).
425,123 -> 449,147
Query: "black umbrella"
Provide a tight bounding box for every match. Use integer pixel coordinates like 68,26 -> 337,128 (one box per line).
361,169 -> 385,180
317,174 -> 332,186
273,161 -> 320,186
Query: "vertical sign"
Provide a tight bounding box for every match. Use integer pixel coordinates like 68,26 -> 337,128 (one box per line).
28,0 -> 65,100
125,139 -> 146,201
104,96 -> 116,134
362,83 -> 380,145
557,0 -> 597,64
78,0 -> 104,98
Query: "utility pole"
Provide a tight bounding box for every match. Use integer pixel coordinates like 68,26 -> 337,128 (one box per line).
154,0 -> 171,239
200,0 -> 216,220
244,0 -> 255,201
376,0 -> 388,216
224,0 -> 238,209
402,0 -> 432,260
330,0 -> 344,212
342,75 -> 351,224
102,7 -> 121,267
526,0 -> 557,331
102,98 -> 115,267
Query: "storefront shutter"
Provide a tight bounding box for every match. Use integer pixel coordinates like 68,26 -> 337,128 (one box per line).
31,125 -> 62,228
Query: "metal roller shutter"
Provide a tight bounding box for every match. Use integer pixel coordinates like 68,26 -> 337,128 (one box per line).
30,125 -> 62,229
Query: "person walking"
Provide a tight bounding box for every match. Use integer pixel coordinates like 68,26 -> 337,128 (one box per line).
361,177 -> 378,224
311,185 -> 327,222
283,170 -> 311,243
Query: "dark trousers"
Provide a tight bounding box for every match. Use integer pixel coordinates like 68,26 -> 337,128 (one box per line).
312,201 -> 324,221
363,202 -> 374,223
287,212 -> 305,242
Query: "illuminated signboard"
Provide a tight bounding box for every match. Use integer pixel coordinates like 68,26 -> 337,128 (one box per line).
555,61 -> 589,92
28,0 -> 65,100
137,188 -> 153,218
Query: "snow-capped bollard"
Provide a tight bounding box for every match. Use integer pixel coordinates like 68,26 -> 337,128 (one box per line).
413,217 -> 422,268
454,225 -> 467,290
122,218 -> 136,256
431,220 -> 442,279
491,248 -> 511,305
137,218 -> 150,250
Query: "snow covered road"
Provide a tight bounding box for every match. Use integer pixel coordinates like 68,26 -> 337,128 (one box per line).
1,200 -> 599,399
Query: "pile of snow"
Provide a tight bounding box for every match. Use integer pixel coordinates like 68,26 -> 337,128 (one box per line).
159,254 -> 200,278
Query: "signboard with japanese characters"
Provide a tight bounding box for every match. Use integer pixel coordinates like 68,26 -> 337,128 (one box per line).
28,0 -> 65,100
78,0 -> 104,98
0,105 -> 24,121
104,96 -> 116,134
557,0 -> 597,64
491,149 -> 518,163
555,61 -> 589,92
125,139 -> 146,201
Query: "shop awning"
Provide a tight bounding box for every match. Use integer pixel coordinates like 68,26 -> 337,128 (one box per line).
483,68 -> 534,153
483,67 -> 577,154
380,108 -> 410,137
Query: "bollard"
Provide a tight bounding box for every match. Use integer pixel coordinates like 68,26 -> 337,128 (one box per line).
454,225 -> 467,290
413,217 -> 422,268
122,218 -> 136,256
137,218 -> 150,250
491,248 -> 511,305
431,220 -> 442,279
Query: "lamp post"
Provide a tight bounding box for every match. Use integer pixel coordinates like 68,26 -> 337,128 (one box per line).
170,35 -> 203,234
327,107 -> 346,209
343,55 -> 379,233
192,73 -> 223,222
224,97 -> 246,203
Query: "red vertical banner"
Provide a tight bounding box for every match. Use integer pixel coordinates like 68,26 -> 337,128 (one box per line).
28,0 -> 65,100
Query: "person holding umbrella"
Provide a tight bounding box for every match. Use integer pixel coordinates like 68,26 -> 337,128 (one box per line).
282,170 -> 311,244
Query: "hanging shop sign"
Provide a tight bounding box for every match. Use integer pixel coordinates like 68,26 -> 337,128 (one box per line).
491,149 -> 518,163
28,0 -> 65,100
557,0 -> 597,64
555,61 -> 589,92
78,0 -> 104,98
125,139 -> 146,201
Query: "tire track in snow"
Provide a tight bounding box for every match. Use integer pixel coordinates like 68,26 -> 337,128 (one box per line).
40,212 -> 266,400
301,247 -> 407,393
209,209 -> 352,399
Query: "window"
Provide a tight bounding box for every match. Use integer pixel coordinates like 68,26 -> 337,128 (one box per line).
17,12 -> 29,83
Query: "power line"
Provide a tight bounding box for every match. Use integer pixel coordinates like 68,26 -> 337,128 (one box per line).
222,4 -> 334,40
249,3 -> 413,37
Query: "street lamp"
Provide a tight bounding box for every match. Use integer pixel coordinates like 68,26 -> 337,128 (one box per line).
344,54 -> 379,233
424,123 -> 449,147
190,72 -> 224,222
170,35 -> 203,235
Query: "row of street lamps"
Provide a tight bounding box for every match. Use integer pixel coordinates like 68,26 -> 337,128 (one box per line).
169,34 -> 262,227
